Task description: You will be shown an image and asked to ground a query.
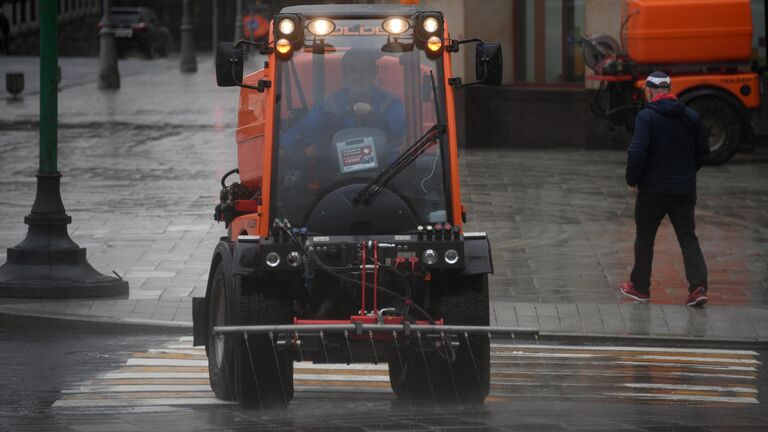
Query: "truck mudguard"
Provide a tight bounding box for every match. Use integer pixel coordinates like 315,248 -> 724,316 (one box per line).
461,237 -> 494,276
192,240 -> 236,347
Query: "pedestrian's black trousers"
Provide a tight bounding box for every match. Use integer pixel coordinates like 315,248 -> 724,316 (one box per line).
630,192 -> 708,295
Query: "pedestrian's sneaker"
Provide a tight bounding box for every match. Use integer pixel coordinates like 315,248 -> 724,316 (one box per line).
686,287 -> 708,307
618,282 -> 650,301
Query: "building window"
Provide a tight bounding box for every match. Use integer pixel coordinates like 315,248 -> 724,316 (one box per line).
513,0 -> 585,85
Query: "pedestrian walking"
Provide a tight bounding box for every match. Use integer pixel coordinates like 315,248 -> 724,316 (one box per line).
619,71 -> 711,307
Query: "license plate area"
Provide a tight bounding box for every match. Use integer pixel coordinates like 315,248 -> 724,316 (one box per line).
115,28 -> 133,38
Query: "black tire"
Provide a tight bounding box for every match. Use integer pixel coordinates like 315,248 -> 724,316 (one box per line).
686,97 -> 742,165
388,274 -> 491,404
143,40 -> 155,59
206,262 -> 237,401
235,290 -> 295,408
435,273 -> 491,404
158,32 -> 169,57
388,350 -> 440,402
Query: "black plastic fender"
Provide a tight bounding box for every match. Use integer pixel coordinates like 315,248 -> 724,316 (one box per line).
461,236 -> 494,276
232,240 -> 263,276
192,240 -> 235,347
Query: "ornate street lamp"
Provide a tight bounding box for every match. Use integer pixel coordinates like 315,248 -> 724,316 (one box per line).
0,1 -> 128,298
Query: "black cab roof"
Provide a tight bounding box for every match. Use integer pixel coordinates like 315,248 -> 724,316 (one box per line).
279,4 -> 436,18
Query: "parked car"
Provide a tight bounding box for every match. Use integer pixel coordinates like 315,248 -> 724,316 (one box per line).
99,7 -> 171,59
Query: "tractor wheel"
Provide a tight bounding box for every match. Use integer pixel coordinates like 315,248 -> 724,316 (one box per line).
206,262 -> 236,401
235,290 -> 295,409
687,97 -> 742,165
435,273 -> 491,404
388,351 -> 440,402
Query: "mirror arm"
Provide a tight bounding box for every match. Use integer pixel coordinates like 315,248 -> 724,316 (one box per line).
234,38 -> 274,55
446,38 -> 483,53
449,61 -> 490,90
228,42 -> 273,93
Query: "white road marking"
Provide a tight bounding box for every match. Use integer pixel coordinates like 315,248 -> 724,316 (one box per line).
126,358 -> 208,367
491,344 -> 759,356
621,383 -> 758,393
294,373 -> 390,382
609,393 -> 759,404
100,372 -> 209,379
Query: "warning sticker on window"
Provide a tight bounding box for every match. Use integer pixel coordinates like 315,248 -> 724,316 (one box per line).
336,136 -> 378,174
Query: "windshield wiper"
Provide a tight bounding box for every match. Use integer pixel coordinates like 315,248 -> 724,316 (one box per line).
353,70 -> 446,206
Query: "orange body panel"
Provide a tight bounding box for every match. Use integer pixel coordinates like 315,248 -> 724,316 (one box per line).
230,211 -> 262,240
633,72 -> 760,109
624,0 -> 752,65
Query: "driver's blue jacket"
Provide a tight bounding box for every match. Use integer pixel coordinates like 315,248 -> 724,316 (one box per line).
282,86 -> 406,153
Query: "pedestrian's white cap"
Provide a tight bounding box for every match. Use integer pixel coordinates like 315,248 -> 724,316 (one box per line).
646,71 -> 671,89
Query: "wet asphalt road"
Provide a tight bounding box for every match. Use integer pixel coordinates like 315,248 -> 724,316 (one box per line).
1,324 -> 765,431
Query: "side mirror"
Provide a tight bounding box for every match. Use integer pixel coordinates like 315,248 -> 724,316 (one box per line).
475,43 -> 502,86
215,42 -> 243,87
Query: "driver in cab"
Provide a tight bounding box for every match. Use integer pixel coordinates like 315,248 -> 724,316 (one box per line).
282,48 -> 406,164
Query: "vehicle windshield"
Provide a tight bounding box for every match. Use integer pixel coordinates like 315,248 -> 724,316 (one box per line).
272,18 -> 449,230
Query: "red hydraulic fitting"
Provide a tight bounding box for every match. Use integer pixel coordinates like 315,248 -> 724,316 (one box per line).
394,256 -> 406,269
408,256 -> 419,272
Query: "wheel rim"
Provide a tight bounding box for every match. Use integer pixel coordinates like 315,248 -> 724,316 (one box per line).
213,282 -> 226,368
703,115 -> 727,153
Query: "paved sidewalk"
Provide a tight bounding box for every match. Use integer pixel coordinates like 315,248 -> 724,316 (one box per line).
1,55 -> 767,343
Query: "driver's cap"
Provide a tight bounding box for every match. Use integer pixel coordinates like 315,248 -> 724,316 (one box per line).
645,71 -> 671,89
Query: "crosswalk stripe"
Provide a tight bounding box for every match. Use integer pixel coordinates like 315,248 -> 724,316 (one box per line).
491,344 -> 759,356
55,337 -> 762,410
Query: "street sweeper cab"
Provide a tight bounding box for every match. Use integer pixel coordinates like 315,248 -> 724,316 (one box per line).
192,4 -> 531,409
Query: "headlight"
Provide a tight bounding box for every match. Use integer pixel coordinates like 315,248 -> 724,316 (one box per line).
427,36 -> 442,52
423,249 -> 438,265
278,18 -> 295,35
382,17 -> 410,35
275,38 -> 291,54
265,252 -> 281,268
423,17 -> 439,33
307,18 -> 335,37
444,249 -> 459,265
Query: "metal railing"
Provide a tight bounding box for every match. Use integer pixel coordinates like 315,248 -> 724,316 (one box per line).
2,0 -> 100,37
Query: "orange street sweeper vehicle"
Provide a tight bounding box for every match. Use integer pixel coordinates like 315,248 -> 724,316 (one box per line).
191,4 -> 534,409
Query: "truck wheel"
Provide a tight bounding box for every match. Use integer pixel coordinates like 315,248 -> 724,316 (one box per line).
235,291 -> 295,408
143,40 -> 156,59
207,262 -> 236,401
687,97 -> 742,165
388,352 -> 440,401
435,273 -> 491,404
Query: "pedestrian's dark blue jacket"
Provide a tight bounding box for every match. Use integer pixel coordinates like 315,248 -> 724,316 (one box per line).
626,97 -> 710,194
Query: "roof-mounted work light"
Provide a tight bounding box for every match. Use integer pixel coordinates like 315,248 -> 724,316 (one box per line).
278,18 -> 295,35
382,16 -> 410,35
307,18 -> 335,37
414,12 -> 444,57
273,14 -> 303,59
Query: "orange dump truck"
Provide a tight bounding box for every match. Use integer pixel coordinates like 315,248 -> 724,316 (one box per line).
190,4 -> 533,409
587,0 -> 767,164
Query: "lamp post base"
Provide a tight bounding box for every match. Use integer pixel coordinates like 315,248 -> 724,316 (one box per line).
0,172 -> 129,299
0,261 -> 129,298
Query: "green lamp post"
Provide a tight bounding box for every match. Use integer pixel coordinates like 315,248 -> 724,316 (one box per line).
0,1 -> 128,298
